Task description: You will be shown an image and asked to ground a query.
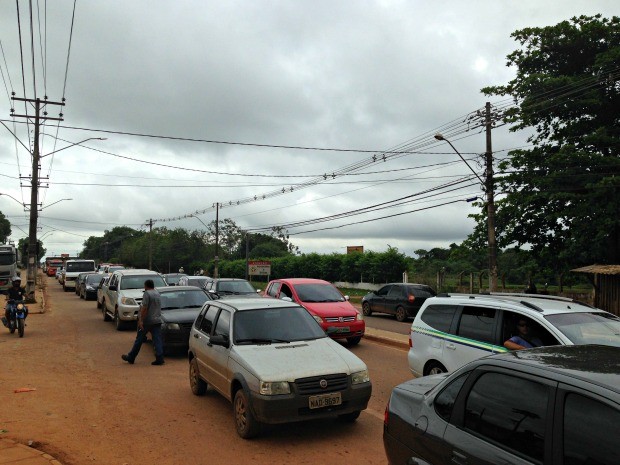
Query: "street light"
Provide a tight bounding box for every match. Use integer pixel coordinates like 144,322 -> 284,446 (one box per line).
0,193 -> 25,209
40,198 -> 73,210
434,133 -> 498,292
40,137 -> 107,158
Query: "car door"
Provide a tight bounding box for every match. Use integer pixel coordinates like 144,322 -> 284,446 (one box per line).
373,285 -> 392,314
443,368 -> 555,465
384,284 -> 405,316
105,274 -> 119,312
193,305 -> 220,386
207,309 -> 232,398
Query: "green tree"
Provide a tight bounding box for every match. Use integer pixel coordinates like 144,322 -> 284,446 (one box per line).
17,237 -> 46,266
0,211 -> 11,243
477,15 -> 620,272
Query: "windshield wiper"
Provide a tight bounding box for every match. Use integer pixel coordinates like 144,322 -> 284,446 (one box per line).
235,338 -> 291,345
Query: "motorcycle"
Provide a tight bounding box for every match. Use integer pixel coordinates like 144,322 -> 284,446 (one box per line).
3,299 -> 28,337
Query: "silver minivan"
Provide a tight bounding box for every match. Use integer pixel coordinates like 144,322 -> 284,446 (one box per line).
408,293 -> 620,377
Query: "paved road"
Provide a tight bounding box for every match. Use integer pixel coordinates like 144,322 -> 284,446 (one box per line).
0,277 -> 413,465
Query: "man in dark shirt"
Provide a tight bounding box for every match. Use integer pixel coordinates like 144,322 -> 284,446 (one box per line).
121,279 -> 165,365
4,277 -> 26,327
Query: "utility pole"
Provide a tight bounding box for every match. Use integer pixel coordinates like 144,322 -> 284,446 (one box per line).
11,96 -> 64,301
148,218 -> 153,270
485,102 -> 498,292
214,202 -> 219,278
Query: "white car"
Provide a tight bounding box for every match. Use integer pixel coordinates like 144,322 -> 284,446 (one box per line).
408,292 -> 620,377
188,298 -> 372,438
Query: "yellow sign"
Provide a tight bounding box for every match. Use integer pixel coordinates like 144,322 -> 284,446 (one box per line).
346,246 -> 364,254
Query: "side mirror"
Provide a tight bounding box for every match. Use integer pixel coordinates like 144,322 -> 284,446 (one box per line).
280,296 -> 292,302
256,289 -> 261,293
108,285 -> 117,291
210,334 -> 229,348
344,295 -> 350,301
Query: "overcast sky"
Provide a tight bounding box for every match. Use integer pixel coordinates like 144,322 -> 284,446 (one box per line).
0,1 -> 616,259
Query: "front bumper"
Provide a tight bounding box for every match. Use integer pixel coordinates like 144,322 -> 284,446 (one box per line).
117,304 -> 139,322
249,381 -> 371,424
64,279 -> 76,289
322,320 -> 365,340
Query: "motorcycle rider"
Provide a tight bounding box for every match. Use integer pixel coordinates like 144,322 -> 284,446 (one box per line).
3,276 -> 26,327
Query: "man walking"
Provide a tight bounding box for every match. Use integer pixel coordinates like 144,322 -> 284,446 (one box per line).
121,279 -> 165,365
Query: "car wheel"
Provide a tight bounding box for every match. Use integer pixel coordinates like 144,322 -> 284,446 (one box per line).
189,358 -> 207,396
102,302 -> 111,321
234,389 -> 260,439
362,302 -> 372,317
96,299 -> 101,309
80,289 -> 85,299
395,306 -> 407,322
114,311 -> 125,331
425,362 -> 447,376
347,336 -> 361,346
338,410 -> 361,422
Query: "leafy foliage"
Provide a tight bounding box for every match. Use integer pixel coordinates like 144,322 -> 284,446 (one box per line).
0,211 -> 11,243
17,237 -> 46,266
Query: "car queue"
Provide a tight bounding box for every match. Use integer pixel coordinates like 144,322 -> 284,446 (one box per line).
48,266 -> 620,461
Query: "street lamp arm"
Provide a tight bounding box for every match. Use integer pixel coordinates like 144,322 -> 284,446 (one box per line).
41,198 -> 73,210
0,121 -> 31,154
434,133 -> 485,186
40,137 -> 106,158
0,193 -> 25,208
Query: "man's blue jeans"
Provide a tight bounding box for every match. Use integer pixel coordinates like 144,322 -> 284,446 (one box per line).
127,324 -> 164,362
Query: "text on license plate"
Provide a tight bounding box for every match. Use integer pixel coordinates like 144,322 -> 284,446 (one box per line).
309,392 -> 342,409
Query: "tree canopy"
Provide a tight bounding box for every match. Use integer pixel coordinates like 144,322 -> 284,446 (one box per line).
477,15 -> 620,271
0,211 -> 11,243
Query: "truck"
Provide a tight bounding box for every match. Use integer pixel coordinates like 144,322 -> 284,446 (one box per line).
63,259 -> 96,292
45,257 -> 65,277
0,243 -> 19,294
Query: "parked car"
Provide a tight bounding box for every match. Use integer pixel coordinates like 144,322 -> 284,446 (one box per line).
75,272 -> 97,296
96,275 -> 110,309
204,278 -> 259,297
384,344 -> 620,465
102,269 -> 167,330
162,273 -> 188,286
56,267 -> 65,284
63,259 -> 96,292
408,292 -> 620,377
102,263 -> 124,274
188,297 -> 372,438
158,285 -> 212,351
80,273 -> 106,300
361,283 -> 436,322
177,275 -> 211,289
264,278 -> 365,345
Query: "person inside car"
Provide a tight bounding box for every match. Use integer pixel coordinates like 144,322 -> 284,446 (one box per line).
504,318 -> 543,350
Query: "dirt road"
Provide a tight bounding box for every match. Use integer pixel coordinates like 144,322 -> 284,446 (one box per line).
0,275 -> 412,465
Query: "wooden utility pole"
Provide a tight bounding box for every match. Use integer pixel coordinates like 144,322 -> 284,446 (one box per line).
485,102 -> 498,292
214,202 -> 219,278
11,96 -> 64,301
148,218 -> 153,270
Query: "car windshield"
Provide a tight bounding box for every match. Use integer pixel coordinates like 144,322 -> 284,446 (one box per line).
120,275 -> 166,290
234,306 -> 326,344
217,280 -> 255,294
293,283 -> 344,303
66,262 -> 95,272
108,266 -> 124,273
86,274 -> 105,285
546,312 -> 620,347
0,253 -> 15,265
160,289 -> 210,310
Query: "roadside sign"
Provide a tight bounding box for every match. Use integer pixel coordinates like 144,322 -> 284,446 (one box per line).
346,246 -> 364,254
248,260 -> 271,276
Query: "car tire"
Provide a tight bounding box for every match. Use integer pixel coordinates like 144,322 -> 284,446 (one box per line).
395,306 -> 407,322
362,302 -> 372,317
338,410 -> 361,422
347,336 -> 362,346
114,311 -> 125,331
102,302 -> 111,321
425,362 -> 447,376
189,358 -> 207,396
234,389 -> 260,439
97,299 -> 101,309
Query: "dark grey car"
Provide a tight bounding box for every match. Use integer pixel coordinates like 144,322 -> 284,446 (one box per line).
384,345 -> 620,465
362,283 -> 436,322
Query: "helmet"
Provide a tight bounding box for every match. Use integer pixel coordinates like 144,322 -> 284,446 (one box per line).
12,276 -> 21,283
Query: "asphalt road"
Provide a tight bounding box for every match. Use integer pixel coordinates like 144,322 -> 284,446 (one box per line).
0,276 -> 414,465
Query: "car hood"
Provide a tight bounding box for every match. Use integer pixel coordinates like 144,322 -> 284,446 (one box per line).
299,300 -> 359,317
160,308 -> 201,323
232,337 -> 367,382
118,289 -> 144,299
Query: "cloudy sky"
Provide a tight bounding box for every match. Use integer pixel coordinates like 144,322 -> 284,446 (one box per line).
0,1 -> 616,259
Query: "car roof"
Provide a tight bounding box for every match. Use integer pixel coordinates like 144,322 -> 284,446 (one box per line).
114,269 -> 158,276
211,297 -> 302,312
274,278 -> 331,285
212,278 -> 247,282
427,292 -> 604,316
480,345 -> 620,394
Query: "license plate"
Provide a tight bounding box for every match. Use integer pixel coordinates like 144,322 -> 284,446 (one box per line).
309,392 -> 342,409
335,327 -> 350,333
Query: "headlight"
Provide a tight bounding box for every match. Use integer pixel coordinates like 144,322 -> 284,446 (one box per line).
86,285 -> 95,291
120,297 -> 137,305
16,303 -> 24,310
351,369 -> 370,385
165,323 -> 180,330
259,381 -> 291,395
356,312 -> 363,321
313,315 -> 324,324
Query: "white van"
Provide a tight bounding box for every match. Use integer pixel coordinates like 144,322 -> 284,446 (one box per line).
63,259 -> 96,292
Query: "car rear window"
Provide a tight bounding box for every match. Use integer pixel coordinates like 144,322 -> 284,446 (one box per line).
420,305 -> 458,333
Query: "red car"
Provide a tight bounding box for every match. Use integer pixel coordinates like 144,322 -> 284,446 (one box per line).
264,278 -> 365,345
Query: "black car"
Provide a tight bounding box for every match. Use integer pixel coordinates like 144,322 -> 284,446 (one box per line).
162,273 -> 188,286
158,286 -> 212,351
204,278 -> 260,298
80,273 -> 106,300
362,283 -> 436,322
383,345 -> 620,465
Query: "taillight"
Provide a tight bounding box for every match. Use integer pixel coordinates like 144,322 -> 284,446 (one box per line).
384,400 -> 390,426
408,294 -> 415,303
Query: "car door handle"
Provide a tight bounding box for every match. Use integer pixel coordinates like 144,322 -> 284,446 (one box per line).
407,458 -> 432,465
446,342 -> 456,350
451,450 -> 467,465
193,333 -> 200,339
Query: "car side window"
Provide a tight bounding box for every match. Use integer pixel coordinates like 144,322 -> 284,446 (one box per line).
376,285 -> 391,297
502,311 -> 560,347
387,286 -> 404,298
457,306 -> 497,344
434,371 -> 470,422
420,305 -> 458,333
563,393 -> 620,465
199,306 -> 218,335
110,275 -> 118,287
280,284 -> 292,299
268,282 -> 281,297
213,310 -> 231,338
464,372 -> 549,463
